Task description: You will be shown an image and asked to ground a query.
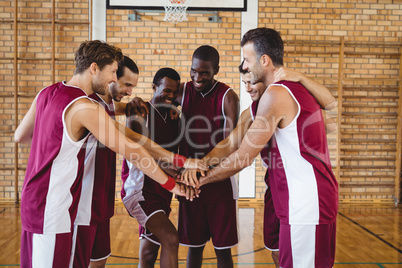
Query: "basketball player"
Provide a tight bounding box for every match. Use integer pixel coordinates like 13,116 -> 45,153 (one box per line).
14,40 -> 206,268
74,55 -> 139,268
196,28 -> 338,268
122,67 -> 194,268
125,45 -> 240,267
177,45 -> 240,268
238,65 -> 337,268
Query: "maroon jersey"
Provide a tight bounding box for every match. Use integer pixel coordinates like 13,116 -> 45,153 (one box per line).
75,93 -> 117,225
121,102 -> 180,203
179,81 -> 237,203
251,81 -> 338,225
21,82 -> 90,234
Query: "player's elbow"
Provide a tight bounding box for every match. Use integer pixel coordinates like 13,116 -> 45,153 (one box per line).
325,122 -> 337,134
14,131 -> 28,144
323,99 -> 337,110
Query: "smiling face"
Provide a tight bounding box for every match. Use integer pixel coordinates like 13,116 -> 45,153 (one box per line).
92,61 -> 118,95
241,42 -> 266,86
108,67 -> 138,102
241,72 -> 267,102
190,57 -> 218,93
152,77 -> 180,105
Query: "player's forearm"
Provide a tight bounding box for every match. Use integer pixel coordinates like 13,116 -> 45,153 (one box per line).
157,161 -> 180,177
114,101 -> 127,116
124,143 -> 171,185
121,121 -> 175,162
200,151 -> 253,186
299,76 -> 337,110
202,141 -> 237,167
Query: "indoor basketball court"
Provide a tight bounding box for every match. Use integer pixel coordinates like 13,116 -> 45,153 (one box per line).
0,0 -> 401,267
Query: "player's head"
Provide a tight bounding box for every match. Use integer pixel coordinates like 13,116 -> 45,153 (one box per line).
239,61 -> 267,102
152,67 -> 181,105
74,40 -> 123,74
190,45 -> 220,93
240,28 -> 284,85
74,40 -> 123,95
109,55 -> 139,102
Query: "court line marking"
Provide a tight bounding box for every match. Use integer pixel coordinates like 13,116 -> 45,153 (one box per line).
338,212 -> 402,254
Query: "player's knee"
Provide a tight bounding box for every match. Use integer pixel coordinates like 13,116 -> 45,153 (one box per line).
140,246 -> 159,264
161,229 -> 179,249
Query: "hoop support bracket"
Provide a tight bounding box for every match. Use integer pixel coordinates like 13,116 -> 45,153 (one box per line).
128,10 -> 221,23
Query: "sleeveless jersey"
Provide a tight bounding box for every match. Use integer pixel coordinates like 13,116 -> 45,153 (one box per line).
121,102 -> 180,202
251,81 -> 338,225
75,93 -> 117,225
21,82 -> 91,234
179,81 -> 238,203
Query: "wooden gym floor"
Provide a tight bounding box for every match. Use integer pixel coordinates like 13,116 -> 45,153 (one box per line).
0,201 -> 401,267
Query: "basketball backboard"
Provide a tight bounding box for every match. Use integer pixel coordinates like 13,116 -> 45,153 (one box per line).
107,0 -> 247,11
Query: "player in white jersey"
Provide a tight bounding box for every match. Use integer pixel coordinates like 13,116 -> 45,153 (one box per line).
15,40 -> 206,268
184,28 -> 338,268
75,55 -> 140,268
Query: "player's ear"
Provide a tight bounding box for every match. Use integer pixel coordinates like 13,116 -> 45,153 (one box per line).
260,55 -> 272,67
89,62 -> 98,74
152,83 -> 157,92
214,65 -> 220,75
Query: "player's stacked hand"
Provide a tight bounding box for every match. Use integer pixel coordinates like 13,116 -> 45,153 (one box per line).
179,168 -> 206,189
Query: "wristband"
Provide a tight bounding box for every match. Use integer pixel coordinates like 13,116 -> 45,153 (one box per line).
173,154 -> 187,167
161,176 -> 176,191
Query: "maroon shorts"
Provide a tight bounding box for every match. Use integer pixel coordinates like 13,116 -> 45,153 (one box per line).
124,190 -> 172,244
21,227 -> 77,268
90,219 -> 111,261
279,222 -> 336,267
124,190 -> 172,226
263,184 -> 279,251
178,198 -> 238,249
74,219 -> 111,266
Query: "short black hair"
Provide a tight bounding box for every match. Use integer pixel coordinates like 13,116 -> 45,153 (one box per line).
153,67 -> 181,86
241,27 -> 284,67
192,45 -> 220,69
117,55 -> 139,79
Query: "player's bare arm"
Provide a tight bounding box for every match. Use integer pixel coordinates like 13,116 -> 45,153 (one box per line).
66,98 -> 187,196
273,67 -> 337,110
223,89 -> 240,138
199,85 -> 297,186
113,101 -> 128,115
14,96 -> 37,145
180,88 -> 240,187
203,108 -> 253,167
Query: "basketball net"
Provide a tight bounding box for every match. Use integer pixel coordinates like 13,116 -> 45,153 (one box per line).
163,0 -> 192,24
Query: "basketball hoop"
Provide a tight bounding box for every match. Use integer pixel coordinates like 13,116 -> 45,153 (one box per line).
163,0 -> 192,24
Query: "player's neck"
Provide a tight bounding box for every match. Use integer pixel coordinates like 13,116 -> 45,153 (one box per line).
66,73 -> 93,96
200,79 -> 218,94
98,93 -> 112,104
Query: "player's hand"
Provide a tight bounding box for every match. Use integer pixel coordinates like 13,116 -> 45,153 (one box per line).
273,67 -> 303,83
169,105 -> 180,120
180,169 -> 204,188
197,170 -> 210,187
169,182 -> 186,197
125,97 -> 149,117
179,183 -> 201,201
183,158 -> 208,171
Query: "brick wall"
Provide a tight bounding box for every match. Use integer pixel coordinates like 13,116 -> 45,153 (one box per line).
0,0 -> 401,202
